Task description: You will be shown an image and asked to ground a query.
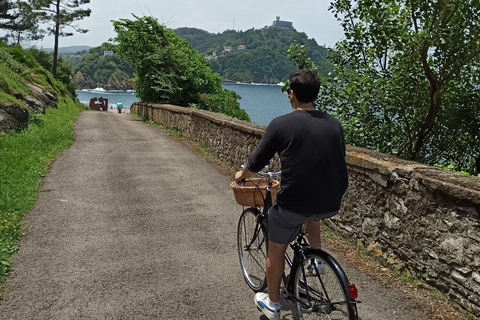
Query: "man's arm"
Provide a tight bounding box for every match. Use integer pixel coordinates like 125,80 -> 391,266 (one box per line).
235,120 -> 279,183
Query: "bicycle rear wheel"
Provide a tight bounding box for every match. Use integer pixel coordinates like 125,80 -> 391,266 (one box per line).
237,207 -> 268,292
293,249 -> 357,320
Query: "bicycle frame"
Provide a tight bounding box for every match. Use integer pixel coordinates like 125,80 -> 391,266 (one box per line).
252,177 -> 316,307
237,169 -> 359,319
259,174 -> 356,313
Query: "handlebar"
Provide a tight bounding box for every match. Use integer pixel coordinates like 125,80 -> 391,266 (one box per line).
256,169 -> 281,182
240,165 -> 281,184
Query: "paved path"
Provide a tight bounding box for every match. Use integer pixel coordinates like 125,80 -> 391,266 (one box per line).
0,111 -> 431,319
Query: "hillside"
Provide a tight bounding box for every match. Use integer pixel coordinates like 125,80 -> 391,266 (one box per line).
174,27 -> 334,83
0,41 -> 81,132
61,26 -> 334,90
73,43 -> 134,90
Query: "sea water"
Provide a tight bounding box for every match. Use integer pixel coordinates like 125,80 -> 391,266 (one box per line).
76,83 -> 292,126
221,83 -> 292,126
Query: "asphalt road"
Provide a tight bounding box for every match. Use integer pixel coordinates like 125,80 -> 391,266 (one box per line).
0,111 -> 431,319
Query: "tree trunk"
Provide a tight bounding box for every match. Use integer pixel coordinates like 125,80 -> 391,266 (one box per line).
413,83 -> 442,158
412,45 -> 443,159
52,0 -> 60,78
476,155 -> 480,175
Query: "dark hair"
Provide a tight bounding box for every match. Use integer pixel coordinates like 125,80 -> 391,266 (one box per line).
289,70 -> 321,103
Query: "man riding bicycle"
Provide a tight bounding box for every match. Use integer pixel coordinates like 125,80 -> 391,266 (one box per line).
235,70 -> 348,319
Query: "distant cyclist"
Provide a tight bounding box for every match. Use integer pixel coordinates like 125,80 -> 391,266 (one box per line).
235,70 -> 348,319
116,100 -> 123,114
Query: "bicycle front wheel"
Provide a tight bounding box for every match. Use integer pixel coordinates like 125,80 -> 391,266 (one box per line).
294,250 -> 357,320
237,207 -> 268,292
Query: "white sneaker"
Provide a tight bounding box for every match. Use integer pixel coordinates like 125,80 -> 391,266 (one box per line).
254,292 -> 280,319
306,259 -> 326,276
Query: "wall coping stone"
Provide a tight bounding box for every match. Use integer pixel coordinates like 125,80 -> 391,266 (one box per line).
142,103 -> 266,136
346,145 -> 480,205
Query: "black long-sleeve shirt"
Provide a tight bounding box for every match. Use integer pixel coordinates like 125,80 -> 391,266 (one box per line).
246,110 -> 348,215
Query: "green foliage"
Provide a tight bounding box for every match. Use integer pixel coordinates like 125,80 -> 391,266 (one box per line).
111,15 -> 249,121
174,27 -> 334,84
0,43 -> 32,94
288,0 -> 480,175
27,47 -> 52,71
27,47 -> 76,97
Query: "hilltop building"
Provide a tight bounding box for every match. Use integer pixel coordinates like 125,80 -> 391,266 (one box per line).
272,16 -> 293,29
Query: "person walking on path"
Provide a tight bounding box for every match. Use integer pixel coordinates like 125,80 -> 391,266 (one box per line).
116,100 -> 123,114
235,70 -> 349,319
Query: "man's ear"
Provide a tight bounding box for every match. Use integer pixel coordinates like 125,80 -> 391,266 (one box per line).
290,90 -> 297,102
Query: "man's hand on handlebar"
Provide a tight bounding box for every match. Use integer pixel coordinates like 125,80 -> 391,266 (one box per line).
235,165 -> 253,184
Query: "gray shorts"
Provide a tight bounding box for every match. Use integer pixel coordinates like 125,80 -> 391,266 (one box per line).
268,203 -> 337,244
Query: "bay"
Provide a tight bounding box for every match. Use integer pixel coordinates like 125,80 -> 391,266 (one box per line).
75,83 -> 292,126
221,83 -> 292,126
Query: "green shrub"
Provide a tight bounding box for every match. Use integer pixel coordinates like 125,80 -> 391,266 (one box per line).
197,89 -> 250,121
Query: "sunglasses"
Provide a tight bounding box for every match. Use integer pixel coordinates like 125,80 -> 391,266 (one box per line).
287,88 -> 291,95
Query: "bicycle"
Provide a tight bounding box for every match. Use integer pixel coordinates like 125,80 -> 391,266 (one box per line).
232,168 -> 359,320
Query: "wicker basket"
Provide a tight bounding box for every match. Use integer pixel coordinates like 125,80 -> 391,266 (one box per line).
230,178 -> 280,207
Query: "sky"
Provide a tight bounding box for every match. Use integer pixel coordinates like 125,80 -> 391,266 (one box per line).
30,0 -> 345,49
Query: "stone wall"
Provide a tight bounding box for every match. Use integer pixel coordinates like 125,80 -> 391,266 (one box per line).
131,102 -> 480,316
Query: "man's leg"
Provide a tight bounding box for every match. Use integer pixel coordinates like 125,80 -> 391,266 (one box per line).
266,241 -> 289,303
304,220 -> 321,249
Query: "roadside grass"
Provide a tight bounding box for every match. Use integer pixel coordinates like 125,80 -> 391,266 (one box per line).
0,98 -> 85,285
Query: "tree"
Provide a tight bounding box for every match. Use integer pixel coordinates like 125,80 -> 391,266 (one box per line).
31,0 -> 90,78
110,15 -> 250,121
0,0 -> 16,30
4,1 -> 44,45
305,0 -> 480,174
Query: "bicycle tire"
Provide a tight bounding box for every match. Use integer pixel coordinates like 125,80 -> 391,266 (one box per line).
237,207 -> 268,292
293,249 -> 358,320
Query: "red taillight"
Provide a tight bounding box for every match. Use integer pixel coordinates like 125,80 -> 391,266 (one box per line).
348,284 -> 358,300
